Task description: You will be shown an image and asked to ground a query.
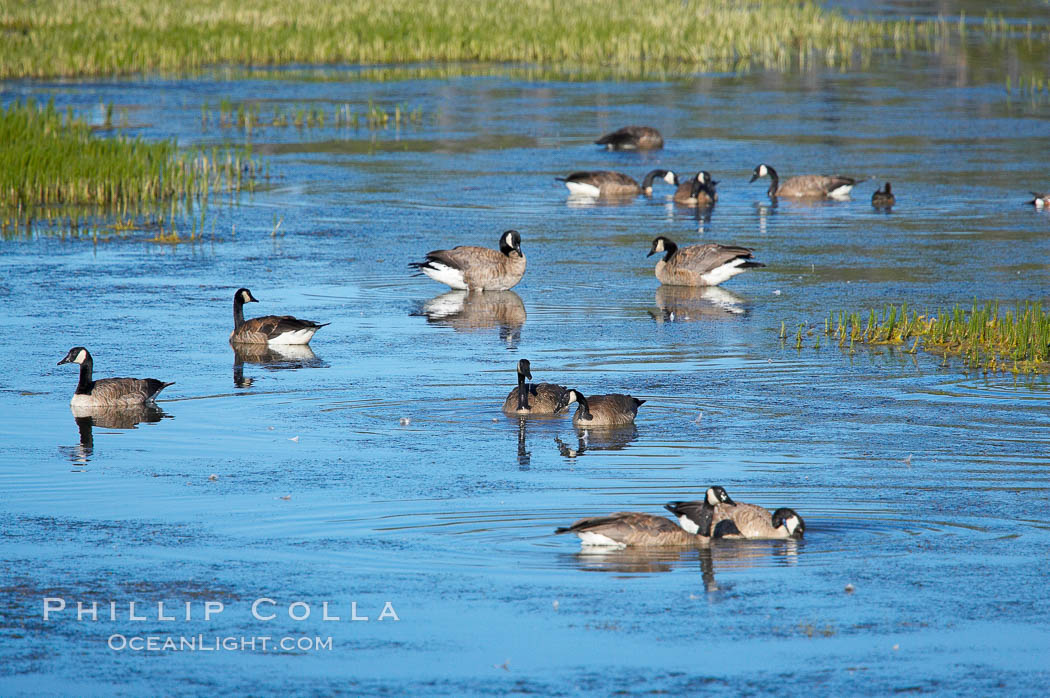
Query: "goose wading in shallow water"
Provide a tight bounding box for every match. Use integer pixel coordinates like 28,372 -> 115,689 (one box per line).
58,347 -> 174,407
673,170 -> 718,206
647,236 -> 763,287
230,288 -> 329,345
594,125 -> 664,150
664,486 -> 737,537
560,389 -> 644,427
555,511 -> 710,548
749,163 -> 856,200
557,169 -> 678,198
409,230 -> 525,291
501,359 -> 568,416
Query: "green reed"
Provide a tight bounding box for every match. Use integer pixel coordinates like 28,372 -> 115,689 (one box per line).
201,100 -> 423,132
3,0 -> 1045,79
797,301 -> 1050,374
0,99 -> 260,238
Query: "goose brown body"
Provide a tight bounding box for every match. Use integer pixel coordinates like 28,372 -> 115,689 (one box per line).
648,236 -> 763,287
230,288 -> 328,345
673,171 -> 718,206
711,502 -> 805,540
750,163 -> 856,199
58,347 -> 173,407
555,512 -> 708,547
594,125 -> 663,150
410,230 -> 525,291
871,182 -> 896,207
501,359 -> 568,416
562,389 -> 644,427
559,169 -> 677,198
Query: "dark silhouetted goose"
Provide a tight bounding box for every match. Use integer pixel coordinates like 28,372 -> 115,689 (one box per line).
560,389 -> 644,427
230,288 -> 328,345
647,236 -> 763,287
664,486 -> 737,537
712,499 -> 806,540
58,347 -> 173,407
558,169 -> 678,198
673,171 -> 718,206
410,230 -> 525,291
750,163 -> 855,200
501,359 -> 568,416
556,512 -> 709,547
594,125 -> 663,150
1027,192 -> 1049,209
871,182 -> 896,207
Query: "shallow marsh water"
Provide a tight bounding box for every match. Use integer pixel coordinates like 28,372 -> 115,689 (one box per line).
3,35 -> 1050,696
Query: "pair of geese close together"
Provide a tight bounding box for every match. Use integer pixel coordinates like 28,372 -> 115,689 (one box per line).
556,485 -> 805,548
57,288 -> 328,407
410,230 -> 763,292
502,359 -> 643,427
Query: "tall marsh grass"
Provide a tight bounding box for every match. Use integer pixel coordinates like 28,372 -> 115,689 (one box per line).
0,99 -> 259,238
3,0 -> 1041,78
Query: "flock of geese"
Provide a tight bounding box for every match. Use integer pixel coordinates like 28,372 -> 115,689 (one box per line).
61,122 -> 956,550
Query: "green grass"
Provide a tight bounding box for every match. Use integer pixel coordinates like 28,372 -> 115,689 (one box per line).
203,99 -> 424,132
0,99 -> 260,239
794,301 -> 1050,374
2,0 -> 1037,79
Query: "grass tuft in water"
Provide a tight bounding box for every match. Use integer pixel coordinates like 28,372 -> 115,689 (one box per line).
801,301 -> 1050,374
0,99 -> 261,238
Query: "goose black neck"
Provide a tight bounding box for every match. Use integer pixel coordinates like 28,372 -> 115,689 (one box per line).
575,392 -> 591,420
516,371 -> 529,410
765,166 -> 779,198
234,294 -> 245,328
661,239 -> 679,263
75,356 -> 94,395
641,169 -> 667,190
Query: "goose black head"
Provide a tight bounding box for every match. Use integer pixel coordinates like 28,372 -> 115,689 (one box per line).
517,358 -> 532,381
749,163 -> 771,183
499,230 -> 522,256
647,236 -> 675,258
58,347 -> 91,366
706,485 -> 734,506
560,388 -> 591,419
772,507 -> 805,539
236,288 -> 259,304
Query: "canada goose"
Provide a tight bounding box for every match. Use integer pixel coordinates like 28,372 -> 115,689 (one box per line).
711,500 -> 806,540
501,359 -> 568,416
749,163 -> 856,200
409,230 -> 525,291
58,347 -> 173,407
557,169 -> 678,198
673,171 -> 718,206
230,288 -> 329,345
871,182 -> 896,207
647,236 -> 763,287
560,389 -> 644,427
594,125 -> 663,150
1027,192 -> 1049,208
664,486 -> 737,537
555,512 -> 708,548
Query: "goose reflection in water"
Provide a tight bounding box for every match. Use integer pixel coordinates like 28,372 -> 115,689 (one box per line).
65,403 -> 170,465
555,424 -> 638,458
231,343 -> 325,388
417,290 -> 525,348
650,285 -> 746,324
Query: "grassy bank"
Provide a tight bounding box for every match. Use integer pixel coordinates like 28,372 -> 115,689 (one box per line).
790,302 -> 1050,374
0,0 -> 1007,79
0,99 -> 258,238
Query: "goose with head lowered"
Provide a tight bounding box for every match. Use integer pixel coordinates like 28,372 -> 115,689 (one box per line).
594,125 -> 663,150
58,347 -> 174,407
559,388 -> 644,428
750,163 -> 856,200
410,230 -> 525,291
672,487 -> 806,540
647,236 -> 763,287
557,169 -> 678,199
230,288 -> 329,345
664,486 -> 736,537
555,511 -> 710,548
501,359 -> 568,416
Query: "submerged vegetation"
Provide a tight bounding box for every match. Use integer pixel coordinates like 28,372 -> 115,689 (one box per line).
203,99 -> 424,133
0,99 -> 260,239
2,0 -> 1047,79
787,302 -> 1050,374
